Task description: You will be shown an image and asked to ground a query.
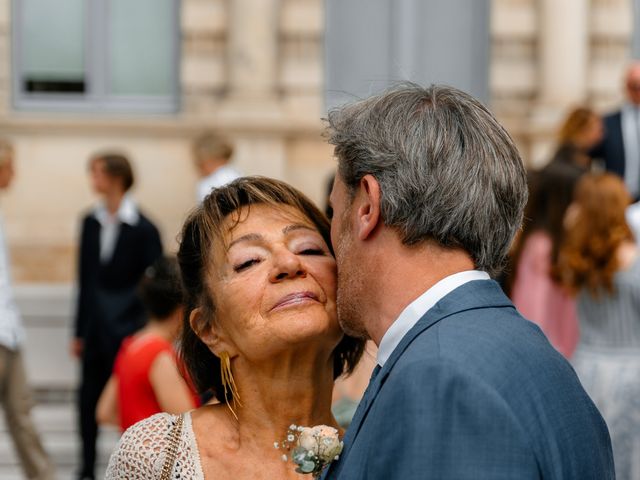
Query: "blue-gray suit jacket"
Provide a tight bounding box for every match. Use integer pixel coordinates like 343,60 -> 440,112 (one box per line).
326,280 -> 614,479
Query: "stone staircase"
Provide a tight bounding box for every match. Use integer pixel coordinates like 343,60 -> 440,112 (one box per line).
0,402 -> 120,479
0,285 -> 119,479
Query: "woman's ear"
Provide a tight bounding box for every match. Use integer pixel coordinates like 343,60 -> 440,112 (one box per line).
189,307 -> 237,357
189,307 -> 217,349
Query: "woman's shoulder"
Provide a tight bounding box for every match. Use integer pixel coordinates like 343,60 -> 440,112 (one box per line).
106,412 -> 201,479
127,333 -> 174,356
106,413 -> 176,466
124,411 -> 177,438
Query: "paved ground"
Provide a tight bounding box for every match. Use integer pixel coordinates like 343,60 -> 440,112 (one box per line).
0,402 -> 120,479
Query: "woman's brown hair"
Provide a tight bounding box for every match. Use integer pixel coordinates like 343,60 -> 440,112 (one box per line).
177,176 -> 365,401
557,107 -> 597,145
504,169 -> 577,296
556,173 -> 633,296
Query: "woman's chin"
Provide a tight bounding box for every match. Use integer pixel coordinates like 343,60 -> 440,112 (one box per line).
279,321 -> 343,354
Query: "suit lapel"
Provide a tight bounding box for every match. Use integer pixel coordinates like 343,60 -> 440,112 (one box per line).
329,280 -> 513,478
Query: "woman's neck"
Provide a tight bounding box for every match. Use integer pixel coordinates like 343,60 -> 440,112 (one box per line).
139,321 -> 176,342
229,351 -> 340,449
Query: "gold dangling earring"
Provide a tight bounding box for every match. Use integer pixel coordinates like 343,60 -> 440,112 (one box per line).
219,351 -> 242,420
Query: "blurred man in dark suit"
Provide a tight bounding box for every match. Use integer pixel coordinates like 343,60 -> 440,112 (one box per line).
73,152 -> 162,480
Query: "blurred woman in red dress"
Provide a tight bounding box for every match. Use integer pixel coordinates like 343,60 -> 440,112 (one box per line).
97,256 -> 199,431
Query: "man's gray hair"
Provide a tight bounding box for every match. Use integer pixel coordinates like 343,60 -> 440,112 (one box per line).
0,138 -> 13,167
326,83 -> 528,275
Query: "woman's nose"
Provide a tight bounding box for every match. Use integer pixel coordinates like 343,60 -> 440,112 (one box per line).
270,250 -> 307,282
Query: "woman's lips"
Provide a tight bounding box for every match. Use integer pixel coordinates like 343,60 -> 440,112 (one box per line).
271,291 -> 319,311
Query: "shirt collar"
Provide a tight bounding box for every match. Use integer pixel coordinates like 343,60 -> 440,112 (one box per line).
94,194 -> 139,227
376,270 -> 490,367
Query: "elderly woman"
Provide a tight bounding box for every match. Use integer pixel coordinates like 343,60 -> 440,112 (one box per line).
106,176 -> 364,478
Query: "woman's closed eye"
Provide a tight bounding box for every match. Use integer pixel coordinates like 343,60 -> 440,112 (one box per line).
233,258 -> 260,272
299,248 -> 326,256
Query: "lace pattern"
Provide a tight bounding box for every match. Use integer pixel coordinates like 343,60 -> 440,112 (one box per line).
105,412 -> 204,479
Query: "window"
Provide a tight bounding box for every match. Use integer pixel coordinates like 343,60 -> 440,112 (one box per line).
12,0 -> 180,113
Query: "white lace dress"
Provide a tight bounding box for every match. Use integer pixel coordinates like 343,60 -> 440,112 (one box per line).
105,412 -> 205,479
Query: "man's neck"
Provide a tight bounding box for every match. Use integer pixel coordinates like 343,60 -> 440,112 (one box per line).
361,241 -> 475,345
104,191 -> 125,215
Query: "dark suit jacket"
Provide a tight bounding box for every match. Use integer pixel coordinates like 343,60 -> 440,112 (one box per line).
590,111 -> 625,178
327,280 -> 614,479
74,210 -> 162,358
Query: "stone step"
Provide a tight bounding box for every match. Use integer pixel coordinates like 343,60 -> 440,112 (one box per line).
14,284 -> 78,390
0,402 -> 120,478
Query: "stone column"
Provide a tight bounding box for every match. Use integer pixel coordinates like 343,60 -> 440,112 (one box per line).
633,0 -> 640,59
530,0 -> 589,167
0,0 -> 10,114
538,0 -> 589,105
227,0 -> 280,101
222,0 -> 285,180
233,134 -> 287,180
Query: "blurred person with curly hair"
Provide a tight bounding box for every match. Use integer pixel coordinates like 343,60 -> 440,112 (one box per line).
557,172 -> 640,480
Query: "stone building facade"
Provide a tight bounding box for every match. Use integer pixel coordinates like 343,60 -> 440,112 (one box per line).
0,0 -> 634,283
492,0 -> 633,166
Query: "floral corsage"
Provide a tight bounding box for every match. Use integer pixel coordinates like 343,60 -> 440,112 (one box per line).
275,424 -> 343,478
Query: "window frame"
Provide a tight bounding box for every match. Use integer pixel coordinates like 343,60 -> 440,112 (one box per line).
11,0 -> 181,114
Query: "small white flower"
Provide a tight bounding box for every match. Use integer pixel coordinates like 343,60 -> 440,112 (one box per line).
298,427 -> 319,453
313,426 -> 342,463
274,442 -> 279,449
279,423 -> 343,476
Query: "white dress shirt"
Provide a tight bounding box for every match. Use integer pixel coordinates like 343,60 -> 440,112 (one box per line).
627,201 -> 640,242
621,103 -> 640,198
377,270 -> 490,367
0,212 -> 24,350
94,195 -> 140,264
197,164 -> 242,202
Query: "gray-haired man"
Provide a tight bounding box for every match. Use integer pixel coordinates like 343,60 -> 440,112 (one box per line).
324,84 -> 614,479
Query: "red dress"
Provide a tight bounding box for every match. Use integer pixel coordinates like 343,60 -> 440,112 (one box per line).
113,333 -> 198,431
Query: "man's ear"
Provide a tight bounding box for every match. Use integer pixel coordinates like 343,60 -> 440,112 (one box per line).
189,307 -> 236,356
355,174 -> 382,241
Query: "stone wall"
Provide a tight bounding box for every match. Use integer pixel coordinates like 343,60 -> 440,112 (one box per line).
0,0 -> 333,283
491,0 -> 633,167
0,0 -> 635,282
